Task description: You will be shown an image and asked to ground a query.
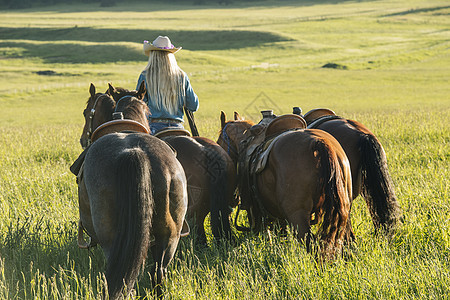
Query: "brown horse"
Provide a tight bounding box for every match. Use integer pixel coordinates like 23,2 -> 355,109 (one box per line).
301,108 -> 401,233
101,83 -> 237,244
76,84 -> 187,299
217,111 -> 352,257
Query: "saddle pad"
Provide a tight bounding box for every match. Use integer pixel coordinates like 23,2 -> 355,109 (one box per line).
154,128 -> 191,138
91,119 -> 149,142
265,114 -> 306,138
253,130 -> 298,174
303,108 -> 336,124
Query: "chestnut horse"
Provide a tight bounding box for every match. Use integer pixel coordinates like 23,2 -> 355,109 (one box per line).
101,83 -> 236,244
218,112 -> 352,257
75,85 -> 187,299
301,108 -> 401,233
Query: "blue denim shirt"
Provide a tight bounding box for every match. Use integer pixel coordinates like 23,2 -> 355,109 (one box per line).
136,71 -> 199,122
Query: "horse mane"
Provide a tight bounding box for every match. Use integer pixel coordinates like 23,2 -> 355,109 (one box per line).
108,85 -> 146,102
111,86 -> 130,97
115,96 -> 150,121
112,86 -> 128,93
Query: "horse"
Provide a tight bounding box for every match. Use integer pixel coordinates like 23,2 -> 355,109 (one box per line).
103,83 -> 237,244
75,84 -> 188,299
300,108 -> 401,234
217,111 -> 353,257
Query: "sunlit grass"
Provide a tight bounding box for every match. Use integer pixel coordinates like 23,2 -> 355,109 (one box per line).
0,0 -> 449,298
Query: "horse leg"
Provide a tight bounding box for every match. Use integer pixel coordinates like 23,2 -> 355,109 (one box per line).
186,202 -> 208,245
285,209 -> 313,250
151,235 -> 180,298
195,215 -> 207,245
345,209 -> 356,244
78,176 -> 99,247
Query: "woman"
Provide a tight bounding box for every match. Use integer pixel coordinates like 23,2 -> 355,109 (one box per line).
137,36 -> 199,135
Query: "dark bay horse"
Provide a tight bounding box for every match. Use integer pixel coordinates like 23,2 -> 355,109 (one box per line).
218,111 -> 352,257
301,108 -> 401,233
102,83 -> 236,244
76,84 -> 187,299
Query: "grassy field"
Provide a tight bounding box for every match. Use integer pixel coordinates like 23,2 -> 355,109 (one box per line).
0,0 -> 449,298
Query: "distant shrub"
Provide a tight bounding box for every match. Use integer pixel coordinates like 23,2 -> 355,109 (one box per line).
322,62 -> 348,70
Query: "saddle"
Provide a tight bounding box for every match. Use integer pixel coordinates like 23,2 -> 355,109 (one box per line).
303,108 -> 336,124
91,119 -> 149,143
70,119 -> 149,178
245,114 -> 307,173
302,108 -> 342,129
265,114 -> 306,138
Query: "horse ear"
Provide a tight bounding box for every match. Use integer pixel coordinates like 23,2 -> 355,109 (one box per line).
89,83 -> 96,98
107,82 -> 116,95
137,81 -> 146,100
220,111 -> 226,129
234,111 -> 242,121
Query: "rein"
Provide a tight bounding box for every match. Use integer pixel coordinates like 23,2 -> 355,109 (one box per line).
113,95 -> 133,113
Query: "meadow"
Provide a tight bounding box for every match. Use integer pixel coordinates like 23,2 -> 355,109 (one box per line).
0,0 -> 449,298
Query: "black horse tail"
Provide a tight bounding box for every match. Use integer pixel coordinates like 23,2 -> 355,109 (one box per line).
358,131 -> 400,232
315,139 -> 351,257
206,145 -> 233,241
107,148 -> 153,299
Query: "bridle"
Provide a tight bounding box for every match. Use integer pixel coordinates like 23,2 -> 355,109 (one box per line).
220,123 -> 239,160
85,93 -> 109,148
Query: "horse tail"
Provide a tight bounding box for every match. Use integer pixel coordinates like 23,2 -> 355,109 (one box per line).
107,148 -> 153,299
205,145 -> 233,241
358,131 -> 400,232
314,139 -> 351,257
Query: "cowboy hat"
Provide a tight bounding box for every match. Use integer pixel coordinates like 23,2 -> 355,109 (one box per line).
143,36 -> 181,55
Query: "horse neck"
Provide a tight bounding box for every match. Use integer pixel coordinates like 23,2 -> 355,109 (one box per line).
121,104 -> 150,132
94,97 -> 115,125
226,121 -> 254,162
112,89 -> 135,102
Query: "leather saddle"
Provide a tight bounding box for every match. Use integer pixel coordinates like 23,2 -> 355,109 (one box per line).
244,114 -> 307,175
265,114 -> 306,138
303,108 -> 337,126
91,119 -> 149,143
70,119 -> 150,177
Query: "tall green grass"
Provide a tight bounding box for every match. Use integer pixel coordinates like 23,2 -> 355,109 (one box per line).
1,0 -> 449,298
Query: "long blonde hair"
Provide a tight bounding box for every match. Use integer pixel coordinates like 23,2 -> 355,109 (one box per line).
144,51 -> 185,115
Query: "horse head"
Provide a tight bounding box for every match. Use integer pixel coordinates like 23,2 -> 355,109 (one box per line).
107,81 -> 146,102
80,83 -> 116,148
217,111 -> 254,163
80,83 -> 150,149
